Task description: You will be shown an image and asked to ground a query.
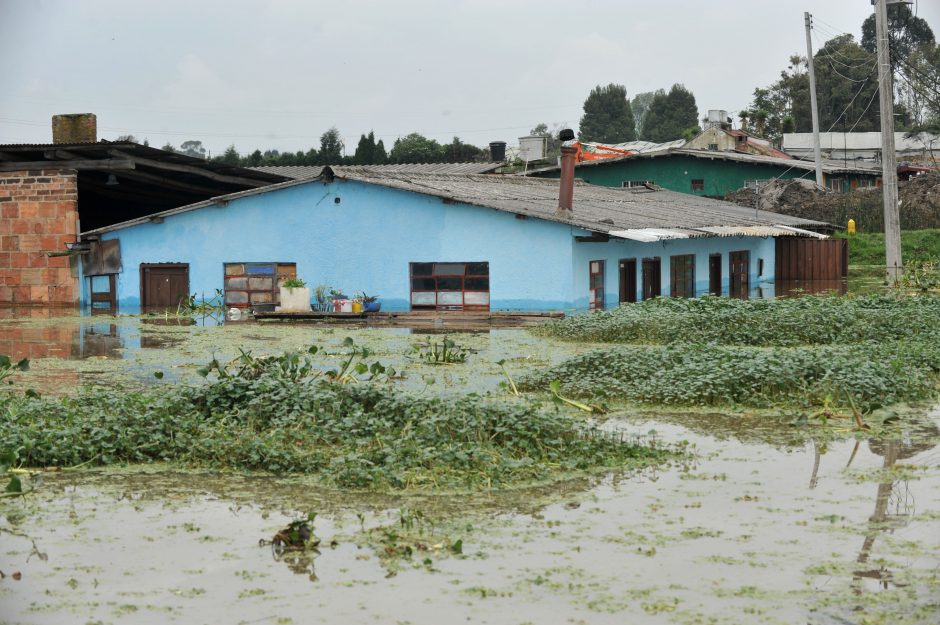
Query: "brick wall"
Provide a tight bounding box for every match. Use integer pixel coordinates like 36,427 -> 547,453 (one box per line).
0,170 -> 80,305
52,113 -> 97,144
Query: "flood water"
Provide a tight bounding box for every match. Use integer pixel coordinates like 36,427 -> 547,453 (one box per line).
1,311 -> 938,624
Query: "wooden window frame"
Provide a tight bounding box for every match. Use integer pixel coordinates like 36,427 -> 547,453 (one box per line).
670,254 -> 695,299
223,262 -> 296,309
691,179 -> 705,192
88,274 -> 117,310
410,262 -> 490,311
589,260 -> 605,310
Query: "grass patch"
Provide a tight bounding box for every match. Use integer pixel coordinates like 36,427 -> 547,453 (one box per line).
833,229 -> 940,266
0,343 -> 671,491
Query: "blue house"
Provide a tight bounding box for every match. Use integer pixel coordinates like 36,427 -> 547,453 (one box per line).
80,165 -> 829,312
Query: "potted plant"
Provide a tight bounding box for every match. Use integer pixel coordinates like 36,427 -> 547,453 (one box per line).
359,292 -> 381,313
278,277 -> 311,312
314,284 -> 331,312
329,287 -> 349,313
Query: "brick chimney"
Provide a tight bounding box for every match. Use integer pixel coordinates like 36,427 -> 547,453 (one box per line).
556,144 -> 577,219
52,113 -> 97,144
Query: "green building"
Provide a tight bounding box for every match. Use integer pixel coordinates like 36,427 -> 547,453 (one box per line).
528,148 -> 882,196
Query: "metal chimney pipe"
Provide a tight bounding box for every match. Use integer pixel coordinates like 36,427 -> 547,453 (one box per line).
556,144 -> 577,218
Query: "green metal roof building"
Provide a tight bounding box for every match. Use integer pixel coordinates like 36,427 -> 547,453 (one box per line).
527,148 -> 882,196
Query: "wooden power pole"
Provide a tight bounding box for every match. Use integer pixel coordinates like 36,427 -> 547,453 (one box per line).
875,0 -> 903,284
804,12 -> 824,189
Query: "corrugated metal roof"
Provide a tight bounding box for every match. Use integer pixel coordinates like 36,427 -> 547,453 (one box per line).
251,162 -> 502,179
0,140 -> 288,183
84,166 -> 828,237
524,146 -> 882,176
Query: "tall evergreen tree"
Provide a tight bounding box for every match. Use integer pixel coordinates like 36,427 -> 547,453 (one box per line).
353,131 -> 379,164
578,83 -> 637,143
374,139 -> 388,164
640,84 -> 700,142
318,126 -> 344,165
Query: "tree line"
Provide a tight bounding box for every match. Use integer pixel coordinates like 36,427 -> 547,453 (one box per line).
125,6 -> 939,168
154,128 -> 489,167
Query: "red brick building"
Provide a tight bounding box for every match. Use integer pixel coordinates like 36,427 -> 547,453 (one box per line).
0,114 -> 285,306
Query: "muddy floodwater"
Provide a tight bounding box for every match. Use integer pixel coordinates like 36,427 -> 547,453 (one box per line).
1,312 -> 939,624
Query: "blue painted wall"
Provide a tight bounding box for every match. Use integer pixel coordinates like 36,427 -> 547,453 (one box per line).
98,179 -> 580,310
93,178 -> 781,311
571,235 -> 776,308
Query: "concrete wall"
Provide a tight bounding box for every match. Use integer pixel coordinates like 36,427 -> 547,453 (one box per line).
572,235 -> 776,307
0,170 -> 79,305
97,179 -> 582,310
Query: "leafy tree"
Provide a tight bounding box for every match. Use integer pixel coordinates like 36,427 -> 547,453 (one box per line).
738,110 -> 749,132
115,134 -> 138,143
630,91 -> 662,138
389,133 -> 443,163
246,149 -> 263,167
441,137 -> 485,162
814,35 -> 883,132
578,83 -> 636,143
179,140 -> 207,159
216,144 -> 240,166
861,3 -> 935,72
161,142 -> 177,153
640,84 -> 700,142
318,126 -> 344,165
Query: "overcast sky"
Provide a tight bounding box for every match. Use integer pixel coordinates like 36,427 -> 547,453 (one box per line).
2,0 -> 939,156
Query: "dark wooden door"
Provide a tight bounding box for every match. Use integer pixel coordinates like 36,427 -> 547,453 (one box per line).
729,251 -> 749,299
619,258 -> 637,303
708,254 -> 722,296
141,264 -> 189,309
641,257 -> 661,301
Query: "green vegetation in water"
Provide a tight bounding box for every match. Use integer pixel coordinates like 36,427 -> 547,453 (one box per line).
0,340 -> 671,491
533,294 -> 940,346
521,341 -> 940,411
410,337 -> 470,364
526,295 -> 940,413
354,508 -> 467,576
833,229 -> 940,266
177,289 -> 226,317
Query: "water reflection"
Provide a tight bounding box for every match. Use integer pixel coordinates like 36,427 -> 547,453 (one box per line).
851,430 -> 936,596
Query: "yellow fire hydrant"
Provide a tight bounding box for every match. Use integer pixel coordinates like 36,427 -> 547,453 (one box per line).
847,218 -> 856,235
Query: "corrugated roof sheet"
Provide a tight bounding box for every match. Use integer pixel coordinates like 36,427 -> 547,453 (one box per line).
84,166 -> 828,237
524,146 -> 882,176
251,162 -> 502,179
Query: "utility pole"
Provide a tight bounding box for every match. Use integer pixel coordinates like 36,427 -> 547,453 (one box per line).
875,0 -> 903,284
804,12 -> 824,189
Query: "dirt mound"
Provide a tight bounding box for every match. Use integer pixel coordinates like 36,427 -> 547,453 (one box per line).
725,173 -> 940,231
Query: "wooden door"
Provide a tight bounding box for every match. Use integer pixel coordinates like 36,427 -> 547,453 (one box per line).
619,258 -> 637,303
729,251 -> 749,299
708,254 -> 722,296
141,264 -> 189,309
641,257 -> 661,301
